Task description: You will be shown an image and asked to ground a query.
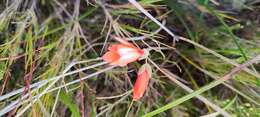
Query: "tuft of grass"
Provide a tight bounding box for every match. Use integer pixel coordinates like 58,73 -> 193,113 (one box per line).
0,0 -> 259,117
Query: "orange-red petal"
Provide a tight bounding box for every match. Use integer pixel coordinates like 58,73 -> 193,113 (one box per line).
108,44 -> 118,51
102,51 -> 120,63
113,36 -> 134,47
102,37 -> 145,66
117,52 -> 141,66
133,70 -> 149,101
133,64 -> 152,101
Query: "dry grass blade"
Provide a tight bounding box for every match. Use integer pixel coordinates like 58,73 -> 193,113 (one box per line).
149,59 -> 231,117
144,55 -> 260,116
0,0 -> 259,116
128,0 -> 178,41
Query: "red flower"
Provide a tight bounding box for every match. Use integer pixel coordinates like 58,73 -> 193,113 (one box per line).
102,36 -> 144,66
133,64 -> 152,101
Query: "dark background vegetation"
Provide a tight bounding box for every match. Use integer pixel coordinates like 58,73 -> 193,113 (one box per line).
0,0 -> 260,116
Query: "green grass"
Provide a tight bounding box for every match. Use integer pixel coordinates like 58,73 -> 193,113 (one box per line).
0,0 -> 259,117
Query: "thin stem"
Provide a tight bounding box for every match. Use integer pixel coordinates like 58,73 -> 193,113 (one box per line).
125,100 -> 134,117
